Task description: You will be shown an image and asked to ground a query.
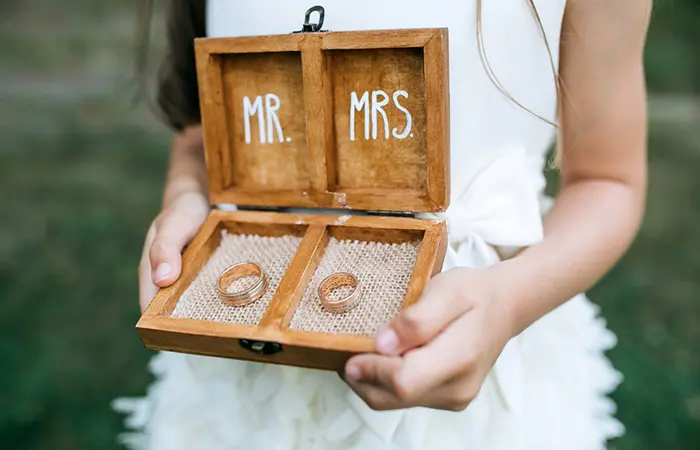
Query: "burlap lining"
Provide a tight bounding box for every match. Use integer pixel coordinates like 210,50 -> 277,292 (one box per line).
170,230 -> 420,336
289,238 -> 420,335
170,231 -> 302,324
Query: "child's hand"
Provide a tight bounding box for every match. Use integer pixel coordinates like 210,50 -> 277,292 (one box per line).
344,267 -> 514,411
138,191 -> 209,312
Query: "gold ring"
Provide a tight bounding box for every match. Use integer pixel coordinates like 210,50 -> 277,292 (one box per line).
217,262 -> 268,307
318,273 -> 362,314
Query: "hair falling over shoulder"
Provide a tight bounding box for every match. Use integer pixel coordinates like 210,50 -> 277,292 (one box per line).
136,0 -> 206,131
475,0 -> 561,128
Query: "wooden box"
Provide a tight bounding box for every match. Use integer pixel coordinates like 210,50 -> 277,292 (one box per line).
137,28 -> 450,371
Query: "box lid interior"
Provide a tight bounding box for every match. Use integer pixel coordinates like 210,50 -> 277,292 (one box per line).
195,28 -> 450,213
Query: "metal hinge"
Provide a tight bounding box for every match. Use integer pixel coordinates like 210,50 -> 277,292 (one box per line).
220,206 -> 414,218
365,210 -> 416,218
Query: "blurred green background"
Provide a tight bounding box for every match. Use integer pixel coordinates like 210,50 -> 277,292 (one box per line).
1,1 -> 699,449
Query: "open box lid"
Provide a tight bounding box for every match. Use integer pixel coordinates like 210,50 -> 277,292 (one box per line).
195,28 -> 450,213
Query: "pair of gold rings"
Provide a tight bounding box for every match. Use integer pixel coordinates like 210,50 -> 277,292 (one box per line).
217,262 -> 362,313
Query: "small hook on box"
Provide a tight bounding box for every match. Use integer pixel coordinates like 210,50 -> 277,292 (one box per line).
294,5 -> 326,33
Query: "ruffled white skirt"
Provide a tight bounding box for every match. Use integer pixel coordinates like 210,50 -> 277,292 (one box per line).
115,152 -> 624,449
114,292 -> 623,450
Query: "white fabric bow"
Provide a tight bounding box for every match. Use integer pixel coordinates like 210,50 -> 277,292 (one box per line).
338,146 -> 546,443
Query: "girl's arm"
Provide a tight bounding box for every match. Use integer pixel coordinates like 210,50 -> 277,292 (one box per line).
344,0 -> 651,411
493,0 -> 650,336
138,125 -> 210,312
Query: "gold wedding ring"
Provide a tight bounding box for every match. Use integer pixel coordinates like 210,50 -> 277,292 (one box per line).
218,262 -> 268,307
318,273 -> 362,314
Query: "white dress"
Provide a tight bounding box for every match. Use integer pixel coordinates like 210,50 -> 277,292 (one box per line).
114,1 -> 625,448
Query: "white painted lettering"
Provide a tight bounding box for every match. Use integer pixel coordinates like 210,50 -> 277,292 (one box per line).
392,90 -> 412,139
350,91 -> 370,141
243,95 -> 265,144
371,90 -> 390,140
264,93 -> 285,143
348,89 -> 414,142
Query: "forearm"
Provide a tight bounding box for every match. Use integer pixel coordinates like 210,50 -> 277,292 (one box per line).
161,125 -> 208,209
492,178 -> 645,337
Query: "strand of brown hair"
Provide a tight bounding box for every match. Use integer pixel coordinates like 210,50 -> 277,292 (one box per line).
476,0 -> 561,128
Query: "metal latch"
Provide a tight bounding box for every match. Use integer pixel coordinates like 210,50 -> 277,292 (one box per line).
239,339 -> 283,355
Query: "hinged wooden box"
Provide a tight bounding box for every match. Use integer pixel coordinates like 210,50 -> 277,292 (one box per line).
137,28 -> 450,371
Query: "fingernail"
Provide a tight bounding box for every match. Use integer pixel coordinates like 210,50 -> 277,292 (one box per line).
345,364 -> 362,381
153,263 -> 172,283
376,328 -> 399,354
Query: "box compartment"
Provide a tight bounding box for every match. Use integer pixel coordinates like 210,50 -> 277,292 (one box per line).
138,210 -> 446,371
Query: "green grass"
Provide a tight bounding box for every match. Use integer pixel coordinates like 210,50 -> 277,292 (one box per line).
599,116 -> 700,450
0,98 -> 167,450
